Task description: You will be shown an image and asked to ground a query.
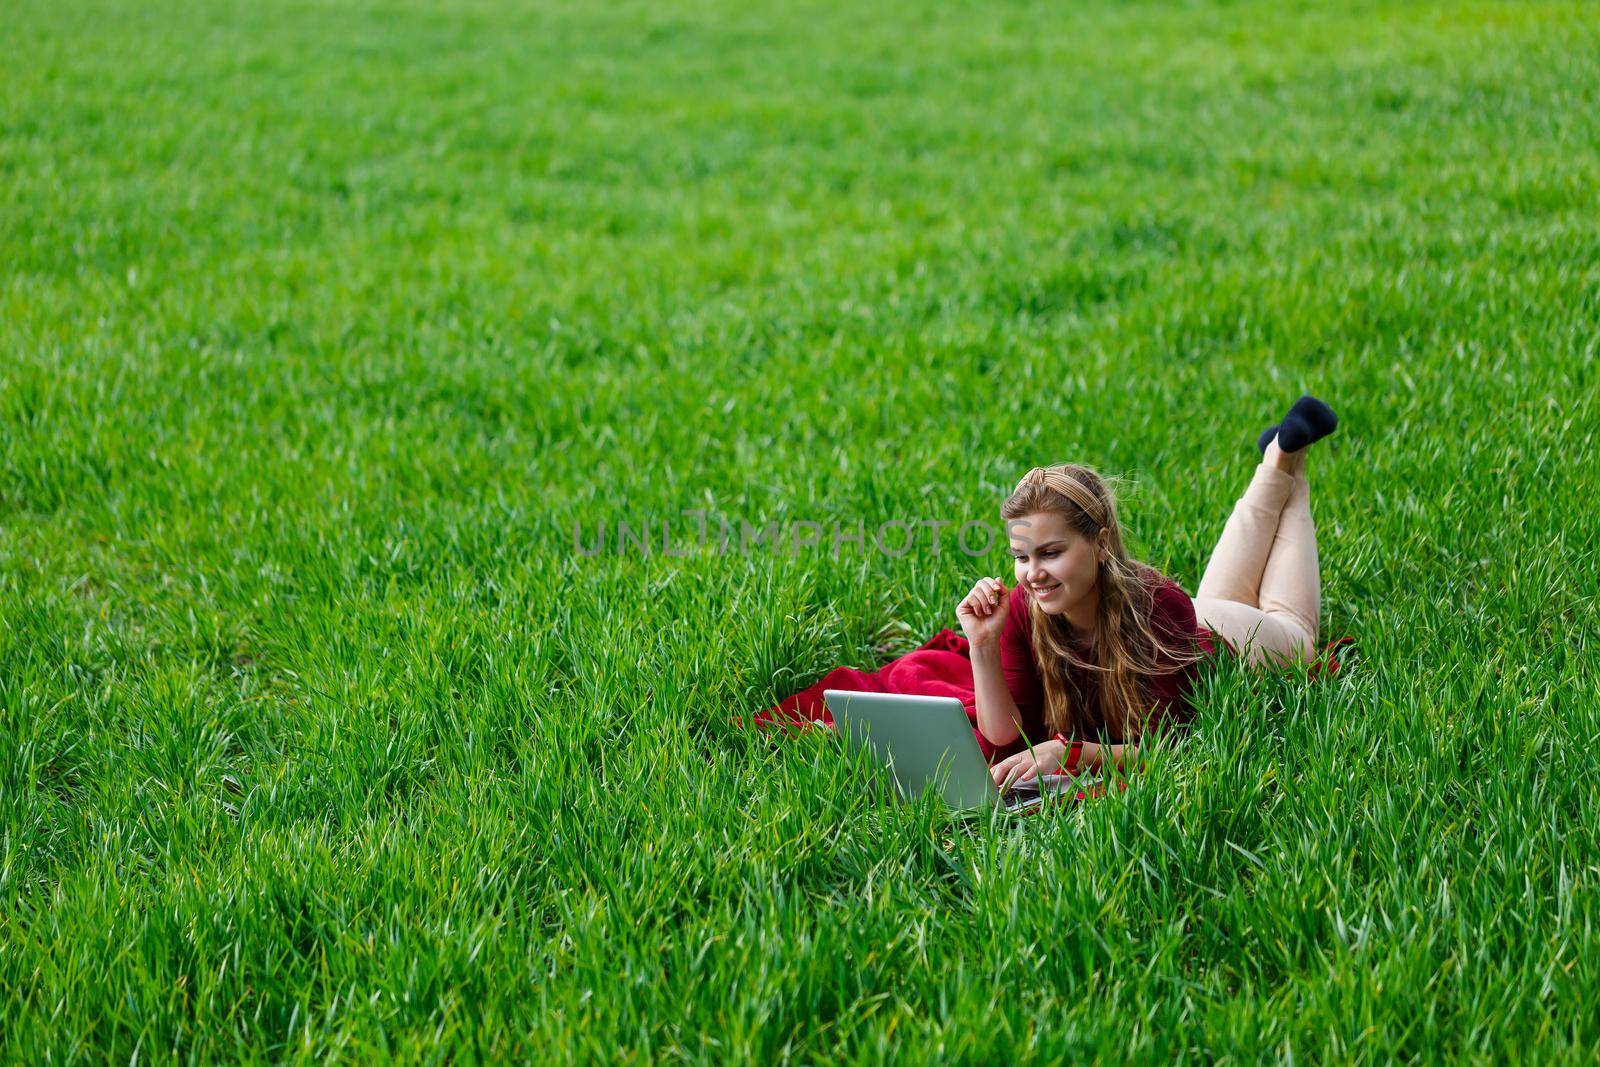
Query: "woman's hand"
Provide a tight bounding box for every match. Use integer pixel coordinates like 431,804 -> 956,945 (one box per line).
990,738 -> 1068,788
956,577 -> 1009,649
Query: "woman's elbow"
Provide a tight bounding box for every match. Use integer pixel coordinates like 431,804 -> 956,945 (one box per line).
976,719 -> 1022,750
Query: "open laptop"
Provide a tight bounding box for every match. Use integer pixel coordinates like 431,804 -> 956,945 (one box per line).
822,689 -> 1085,814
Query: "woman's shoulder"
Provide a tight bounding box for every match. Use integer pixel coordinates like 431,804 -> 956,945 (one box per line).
1139,566 -> 1219,657
1137,565 -> 1187,601
1140,567 -> 1198,631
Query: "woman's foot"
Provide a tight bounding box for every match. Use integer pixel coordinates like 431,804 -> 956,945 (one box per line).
1257,396 -> 1336,472
1262,435 -> 1302,475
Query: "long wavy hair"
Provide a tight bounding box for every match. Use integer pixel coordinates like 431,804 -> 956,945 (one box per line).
1001,463 -> 1203,741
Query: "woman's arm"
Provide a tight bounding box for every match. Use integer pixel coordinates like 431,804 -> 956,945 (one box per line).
969,640 -> 1026,747
957,577 -> 1038,749
1079,740 -> 1131,772
1086,718 -> 1191,772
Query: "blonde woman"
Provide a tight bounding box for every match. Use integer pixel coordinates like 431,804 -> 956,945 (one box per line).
957,396 -> 1339,786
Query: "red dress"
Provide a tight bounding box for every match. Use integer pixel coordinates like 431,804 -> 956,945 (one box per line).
754,568 -> 1224,763
994,570 -> 1222,754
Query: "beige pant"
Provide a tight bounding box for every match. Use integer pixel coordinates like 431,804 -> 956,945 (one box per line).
1191,462 -> 1319,667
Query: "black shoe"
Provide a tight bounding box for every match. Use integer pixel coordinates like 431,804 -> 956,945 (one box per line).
1257,424 -> 1279,454
1276,395 -> 1337,452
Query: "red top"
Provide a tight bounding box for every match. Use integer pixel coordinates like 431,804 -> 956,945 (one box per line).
995,569 -> 1224,747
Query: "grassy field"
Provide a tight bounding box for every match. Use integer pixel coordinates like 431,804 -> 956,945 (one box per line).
4,0 -> 1599,1059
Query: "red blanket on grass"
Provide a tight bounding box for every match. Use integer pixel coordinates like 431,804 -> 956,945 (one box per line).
751,628 -> 1355,763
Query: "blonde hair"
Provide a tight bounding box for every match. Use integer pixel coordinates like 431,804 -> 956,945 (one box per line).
1001,463 -> 1202,741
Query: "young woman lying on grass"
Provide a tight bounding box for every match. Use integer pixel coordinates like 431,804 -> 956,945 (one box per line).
962,395 -> 1339,788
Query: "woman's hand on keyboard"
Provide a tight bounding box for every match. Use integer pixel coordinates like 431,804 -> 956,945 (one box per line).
991,738 -> 1067,789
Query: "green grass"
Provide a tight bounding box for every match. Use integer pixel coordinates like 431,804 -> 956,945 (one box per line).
3,0 -> 1599,1059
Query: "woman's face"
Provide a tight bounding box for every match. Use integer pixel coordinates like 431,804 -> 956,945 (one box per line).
1009,510 -> 1103,617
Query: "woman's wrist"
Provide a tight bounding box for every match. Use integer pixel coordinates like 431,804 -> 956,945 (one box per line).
968,637 -> 1002,663
1050,734 -> 1085,774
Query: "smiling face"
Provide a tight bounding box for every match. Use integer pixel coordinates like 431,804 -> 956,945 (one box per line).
1008,510 -> 1105,619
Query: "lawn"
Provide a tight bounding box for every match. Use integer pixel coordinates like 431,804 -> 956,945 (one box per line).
3,0 -> 1599,1059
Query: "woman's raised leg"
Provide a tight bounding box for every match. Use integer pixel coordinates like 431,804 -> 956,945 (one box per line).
1188,596 -> 1312,668
1256,466 -> 1320,649
1192,438 -> 1319,666
1194,447 -> 1298,608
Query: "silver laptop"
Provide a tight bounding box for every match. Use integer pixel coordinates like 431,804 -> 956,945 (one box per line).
822,689 -> 1082,813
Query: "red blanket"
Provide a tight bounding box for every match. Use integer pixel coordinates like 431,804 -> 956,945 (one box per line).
752,627 -> 993,740
750,629 -> 1354,763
